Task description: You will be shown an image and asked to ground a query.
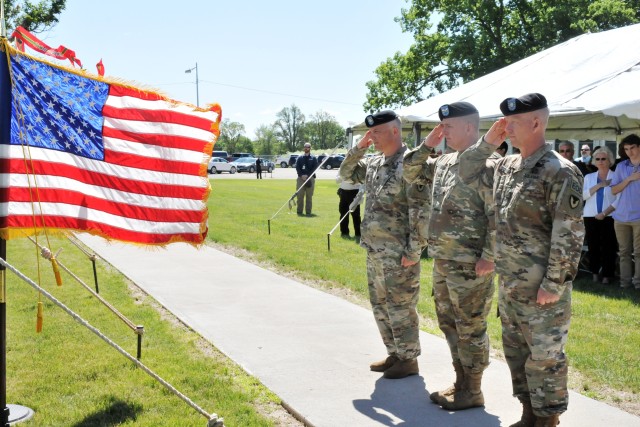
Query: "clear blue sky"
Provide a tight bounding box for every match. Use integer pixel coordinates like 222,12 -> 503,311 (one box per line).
41,0 -> 414,139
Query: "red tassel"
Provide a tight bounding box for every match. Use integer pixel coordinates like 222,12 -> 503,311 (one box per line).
96,59 -> 105,76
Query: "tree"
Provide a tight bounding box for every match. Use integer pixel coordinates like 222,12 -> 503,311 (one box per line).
5,0 -> 67,34
304,111 -> 346,150
275,104 -> 305,152
365,0 -> 640,111
236,136 -> 254,153
254,124 -> 279,155
216,119 -> 246,154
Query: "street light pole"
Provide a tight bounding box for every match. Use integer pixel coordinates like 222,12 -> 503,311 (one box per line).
184,63 -> 199,107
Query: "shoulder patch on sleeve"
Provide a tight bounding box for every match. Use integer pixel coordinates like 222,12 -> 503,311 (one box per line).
561,175 -> 584,215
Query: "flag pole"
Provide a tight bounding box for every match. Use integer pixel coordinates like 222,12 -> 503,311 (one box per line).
0,0 -> 9,422
0,2 -> 33,423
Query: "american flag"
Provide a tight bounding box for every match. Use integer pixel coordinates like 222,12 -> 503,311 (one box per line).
0,47 -> 220,246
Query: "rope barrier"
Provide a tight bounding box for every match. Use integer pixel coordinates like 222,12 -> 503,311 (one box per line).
67,234 -> 96,259
267,141 -> 346,232
325,188 -> 365,251
0,256 -> 224,427
66,235 -> 101,293
26,235 -> 139,332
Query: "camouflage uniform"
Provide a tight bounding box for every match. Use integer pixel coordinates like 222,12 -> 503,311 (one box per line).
460,139 -> 585,417
340,144 -> 429,360
404,144 -> 497,373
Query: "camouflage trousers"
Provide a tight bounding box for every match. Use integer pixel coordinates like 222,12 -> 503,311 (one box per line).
433,259 -> 494,373
366,252 -> 421,360
499,277 -> 571,416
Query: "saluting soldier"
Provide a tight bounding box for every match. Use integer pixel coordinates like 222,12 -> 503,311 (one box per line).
339,110 -> 429,379
403,102 -> 497,411
459,93 -> 584,427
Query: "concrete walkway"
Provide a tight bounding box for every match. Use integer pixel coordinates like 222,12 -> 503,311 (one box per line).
77,234 -> 640,427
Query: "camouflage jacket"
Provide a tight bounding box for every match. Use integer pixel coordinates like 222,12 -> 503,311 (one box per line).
459,139 -> 585,296
404,143 -> 496,263
339,145 -> 429,262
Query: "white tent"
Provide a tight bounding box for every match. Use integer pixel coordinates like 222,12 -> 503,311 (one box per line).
352,23 -> 640,142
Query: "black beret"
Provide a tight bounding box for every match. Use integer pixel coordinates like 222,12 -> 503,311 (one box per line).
500,93 -> 548,116
365,110 -> 398,128
438,102 -> 478,121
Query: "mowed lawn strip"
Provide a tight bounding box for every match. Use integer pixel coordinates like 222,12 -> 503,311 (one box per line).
6,236 -> 293,426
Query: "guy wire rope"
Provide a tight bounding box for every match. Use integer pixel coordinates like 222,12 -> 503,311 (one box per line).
267,140 -> 345,234
25,234 -> 146,359
0,256 -> 224,427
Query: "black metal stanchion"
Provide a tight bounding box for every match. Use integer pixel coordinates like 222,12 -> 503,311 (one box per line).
90,255 -> 99,294
136,326 -> 144,360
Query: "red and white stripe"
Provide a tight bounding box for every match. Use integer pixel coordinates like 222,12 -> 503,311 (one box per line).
1,85 -> 219,245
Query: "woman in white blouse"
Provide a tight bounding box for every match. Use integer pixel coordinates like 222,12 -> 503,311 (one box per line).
582,146 -> 618,284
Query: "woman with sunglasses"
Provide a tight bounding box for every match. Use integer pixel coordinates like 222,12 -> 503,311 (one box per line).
582,146 -> 618,284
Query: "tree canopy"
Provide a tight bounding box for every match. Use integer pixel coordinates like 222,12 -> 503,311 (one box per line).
275,104 -> 306,152
4,0 -> 67,34
216,119 -> 246,154
304,111 -> 346,150
364,0 -> 640,111
213,106 -> 349,156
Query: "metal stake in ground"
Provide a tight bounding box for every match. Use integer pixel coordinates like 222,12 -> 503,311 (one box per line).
325,188 -> 364,251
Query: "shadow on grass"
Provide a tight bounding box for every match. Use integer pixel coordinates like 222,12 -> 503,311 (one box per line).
71,397 -> 143,427
573,272 -> 640,306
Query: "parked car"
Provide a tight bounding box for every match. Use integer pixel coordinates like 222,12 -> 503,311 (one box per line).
231,157 -> 274,173
212,150 -> 229,159
288,155 -> 299,168
276,154 -> 299,168
227,152 -> 254,163
319,155 -> 345,170
208,157 -> 236,174
260,158 -> 275,173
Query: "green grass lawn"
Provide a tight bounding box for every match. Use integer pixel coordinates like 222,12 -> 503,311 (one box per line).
5,176 -> 638,425
208,178 -> 640,409
5,237 -> 289,426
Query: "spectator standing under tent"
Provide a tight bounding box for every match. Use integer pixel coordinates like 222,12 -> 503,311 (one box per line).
582,146 -> 618,284
610,134 -> 640,289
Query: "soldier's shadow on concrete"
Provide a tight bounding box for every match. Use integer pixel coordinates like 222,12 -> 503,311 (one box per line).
353,376 -> 501,427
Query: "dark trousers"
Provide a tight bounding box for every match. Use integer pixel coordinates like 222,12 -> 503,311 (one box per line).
338,188 -> 361,236
256,167 -> 262,179
584,216 -> 618,277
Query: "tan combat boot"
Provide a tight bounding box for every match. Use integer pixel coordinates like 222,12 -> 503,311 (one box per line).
509,398 -> 536,427
430,362 -> 464,403
369,355 -> 398,372
534,414 -> 560,427
439,371 -> 484,410
382,358 -> 419,379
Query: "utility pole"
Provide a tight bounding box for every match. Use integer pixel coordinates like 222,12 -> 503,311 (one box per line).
184,63 -> 199,107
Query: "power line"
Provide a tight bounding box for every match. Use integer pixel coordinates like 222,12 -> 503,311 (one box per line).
153,79 -> 361,106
